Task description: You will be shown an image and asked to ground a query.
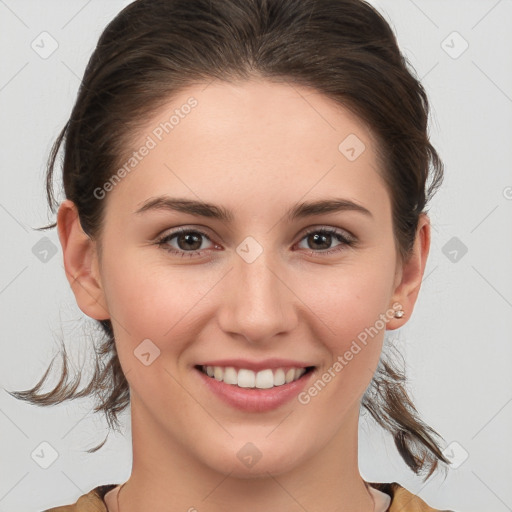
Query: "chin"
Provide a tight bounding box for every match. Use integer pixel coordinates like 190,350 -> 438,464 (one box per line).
199,437 -> 308,478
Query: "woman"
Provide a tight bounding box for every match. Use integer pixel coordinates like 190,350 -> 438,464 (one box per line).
10,0 -> 456,510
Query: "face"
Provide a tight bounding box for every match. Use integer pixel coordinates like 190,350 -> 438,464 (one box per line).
63,79 -> 424,479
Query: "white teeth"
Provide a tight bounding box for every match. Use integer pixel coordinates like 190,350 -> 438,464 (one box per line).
223,367 -> 238,385
238,369 -> 255,388
285,368 -> 296,383
255,369 -> 274,389
274,368 -> 286,386
201,365 -> 309,388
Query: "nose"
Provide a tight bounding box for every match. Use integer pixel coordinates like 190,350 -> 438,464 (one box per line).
216,248 -> 298,344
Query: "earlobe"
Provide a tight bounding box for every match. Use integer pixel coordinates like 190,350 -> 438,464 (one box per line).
387,213 -> 431,330
57,199 -> 110,321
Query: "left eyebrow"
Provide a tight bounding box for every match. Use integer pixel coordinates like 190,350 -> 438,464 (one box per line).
133,196 -> 373,222
287,198 -> 373,221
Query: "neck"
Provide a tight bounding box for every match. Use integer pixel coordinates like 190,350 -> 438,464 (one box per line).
119,395 -> 375,512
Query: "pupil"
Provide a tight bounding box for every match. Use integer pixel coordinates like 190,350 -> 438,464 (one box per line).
311,233 -> 330,250
180,233 -> 201,251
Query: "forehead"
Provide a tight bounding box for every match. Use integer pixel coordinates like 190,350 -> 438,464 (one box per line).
105,79 -> 389,220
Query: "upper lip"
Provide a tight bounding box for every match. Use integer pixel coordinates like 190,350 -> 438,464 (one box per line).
195,358 -> 316,372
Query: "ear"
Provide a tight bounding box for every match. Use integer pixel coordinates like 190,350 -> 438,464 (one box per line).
387,213 -> 430,330
57,199 -> 110,320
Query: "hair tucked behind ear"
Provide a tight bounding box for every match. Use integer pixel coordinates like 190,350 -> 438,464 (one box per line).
8,0 -> 450,476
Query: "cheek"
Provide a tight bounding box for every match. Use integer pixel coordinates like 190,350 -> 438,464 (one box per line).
99,250 -> 178,352
102,244 -> 184,322
304,252 -> 396,395
100,256 -> 204,408
100,250 -> 217,359
312,258 -> 395,343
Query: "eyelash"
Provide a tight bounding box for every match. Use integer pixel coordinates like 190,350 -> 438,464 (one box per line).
155,226 -> 357,258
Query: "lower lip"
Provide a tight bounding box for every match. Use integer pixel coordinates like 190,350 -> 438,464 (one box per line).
194,367 -> 315,413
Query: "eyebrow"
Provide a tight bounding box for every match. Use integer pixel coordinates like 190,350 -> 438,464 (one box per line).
134,196 -> 373,222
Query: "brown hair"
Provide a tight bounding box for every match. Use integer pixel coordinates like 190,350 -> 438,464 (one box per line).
9,0 -> 449,480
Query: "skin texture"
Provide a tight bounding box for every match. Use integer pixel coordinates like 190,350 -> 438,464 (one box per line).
57,79 -> 430,512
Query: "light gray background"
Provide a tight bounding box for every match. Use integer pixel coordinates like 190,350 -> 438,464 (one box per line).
1,1 -> 511,510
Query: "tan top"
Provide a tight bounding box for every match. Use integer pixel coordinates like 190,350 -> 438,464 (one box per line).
42,481 -> 456,511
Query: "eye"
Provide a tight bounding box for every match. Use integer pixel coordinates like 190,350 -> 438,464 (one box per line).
155,226 -> 357,259
156,227 -> 217,258
296,227 -> 356,256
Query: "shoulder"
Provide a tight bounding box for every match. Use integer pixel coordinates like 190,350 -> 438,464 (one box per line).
367,481 -> 458,512
42,484 -> 117,512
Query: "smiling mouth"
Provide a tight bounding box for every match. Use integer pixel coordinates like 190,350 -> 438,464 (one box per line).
195,365 -> 316,389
